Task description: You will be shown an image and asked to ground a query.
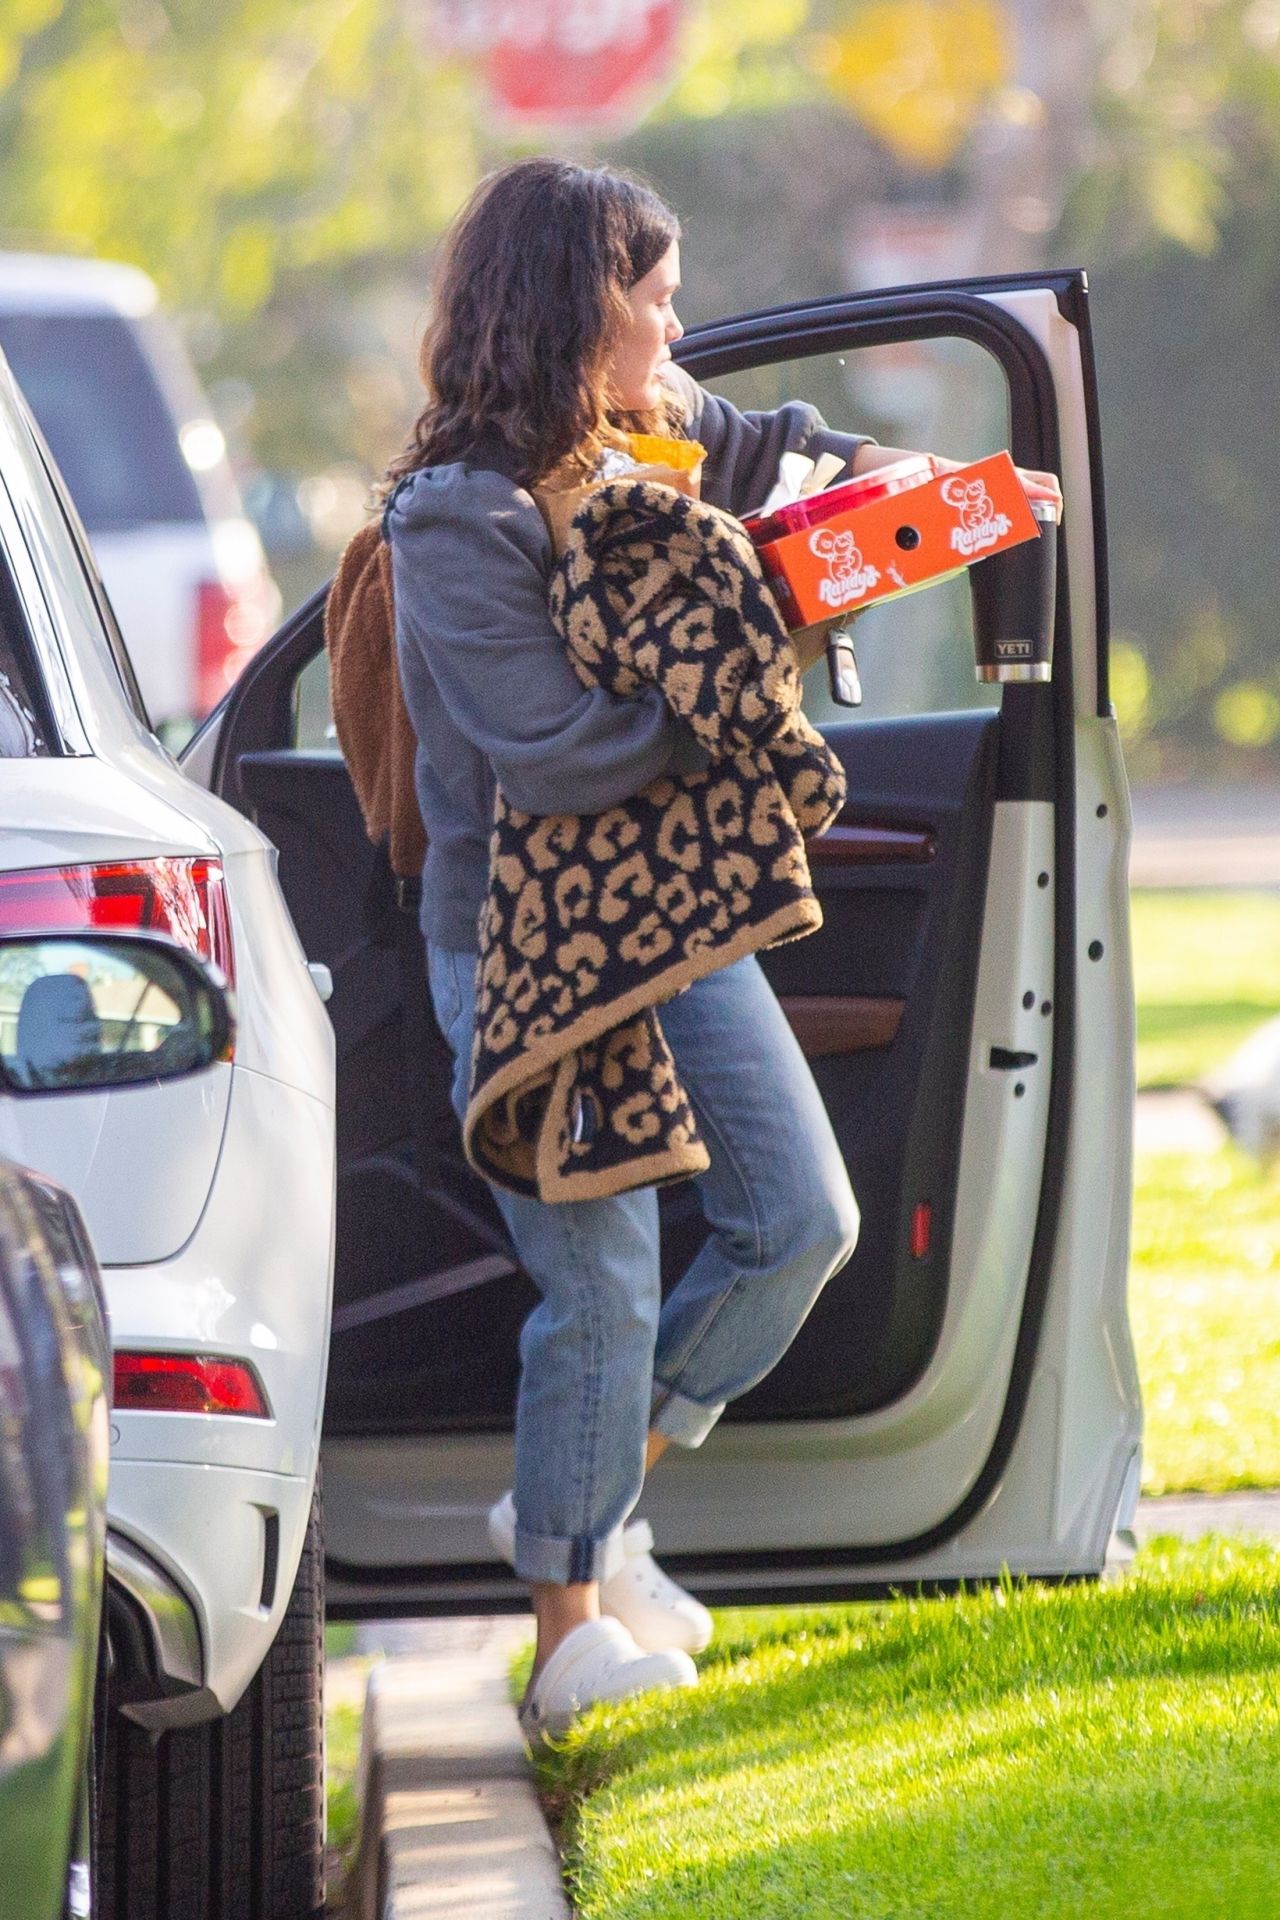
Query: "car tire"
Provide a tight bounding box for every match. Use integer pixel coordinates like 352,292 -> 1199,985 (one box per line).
99,1482 -> 325,1920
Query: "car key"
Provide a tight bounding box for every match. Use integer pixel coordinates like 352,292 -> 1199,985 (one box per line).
826,627 -> 862,707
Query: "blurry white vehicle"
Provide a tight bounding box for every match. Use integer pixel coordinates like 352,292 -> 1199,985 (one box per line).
0,252 -> 279,732
1203,1015 -> 1280,1157
0,346 -> 334,1915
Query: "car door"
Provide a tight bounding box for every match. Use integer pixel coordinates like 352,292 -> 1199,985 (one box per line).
185,268 -> 1139,1608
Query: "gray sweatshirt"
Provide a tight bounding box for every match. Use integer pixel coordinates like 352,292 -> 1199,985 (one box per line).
386,367 -> 870,952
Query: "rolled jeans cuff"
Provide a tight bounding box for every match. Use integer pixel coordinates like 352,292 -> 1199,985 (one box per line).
649,1382 -> 726,1449
513,1520 -> 628,1588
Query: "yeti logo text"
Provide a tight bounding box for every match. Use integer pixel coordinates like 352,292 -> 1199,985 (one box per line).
941,475 -> 1012,557
810,527 -> 880,608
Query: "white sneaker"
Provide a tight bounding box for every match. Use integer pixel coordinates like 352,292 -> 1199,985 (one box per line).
601,1517 -> 714,1654
487,1492 -> 714,1655
519,1617 -> 697,1740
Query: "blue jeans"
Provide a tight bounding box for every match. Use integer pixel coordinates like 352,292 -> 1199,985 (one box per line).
427,945 -> 860,1586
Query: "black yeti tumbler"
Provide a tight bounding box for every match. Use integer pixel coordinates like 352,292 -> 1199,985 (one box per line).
968,499 -> 1059,683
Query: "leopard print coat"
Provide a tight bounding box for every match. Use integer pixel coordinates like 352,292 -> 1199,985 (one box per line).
464,479 -> 846,1202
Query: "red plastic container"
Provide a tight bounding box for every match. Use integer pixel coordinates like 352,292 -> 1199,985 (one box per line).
741,454 -> 939,548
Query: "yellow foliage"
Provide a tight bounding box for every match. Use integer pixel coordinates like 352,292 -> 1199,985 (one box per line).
1110,638 -> 1151,740
0,0 -> 63,84
823,0 -> 1010,168
1142,145 -> 1228,254
220,221 -> 278,314
1214,680 -> 1280,748
667,0 -> 814,117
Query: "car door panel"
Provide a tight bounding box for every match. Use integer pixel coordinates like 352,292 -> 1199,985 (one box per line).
234,701 -> 996,1433
189,269 -> 1138,1599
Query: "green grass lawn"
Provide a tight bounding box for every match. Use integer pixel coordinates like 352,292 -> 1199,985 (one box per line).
323,1623 -> 368,1899
1132,1145 -> 1280,1492
325,1697 -> 363,1867
1129,890 -> 1280,1490
535,1539 -> 1280,1920
324,1619 -> 358,1660
1132,890 -> 1280,1088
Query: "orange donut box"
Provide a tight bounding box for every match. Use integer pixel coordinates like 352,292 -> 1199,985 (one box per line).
745,450 -> 1043,630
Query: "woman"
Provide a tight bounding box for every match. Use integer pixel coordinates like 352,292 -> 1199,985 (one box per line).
385,158 -> 889,1736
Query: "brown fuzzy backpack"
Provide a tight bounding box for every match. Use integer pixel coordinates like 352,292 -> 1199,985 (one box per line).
324,523 -> 426,881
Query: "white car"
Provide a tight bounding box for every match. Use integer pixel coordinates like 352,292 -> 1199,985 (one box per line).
192,265 -> 1141,1611
0,252 -> 280,733
0,356 -> 334,1913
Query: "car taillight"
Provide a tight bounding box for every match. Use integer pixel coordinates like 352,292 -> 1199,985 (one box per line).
195,578 -> 272,717
0,857 -> 234,985
113,1352 -> 270,1417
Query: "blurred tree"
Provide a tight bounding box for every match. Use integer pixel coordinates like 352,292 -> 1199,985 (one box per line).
0,0 -> 834,538
0,0 -> 486,549
1064,0 -> 1280,258
1054,0 -> 1280,778
0,0 -> 480,313
1082,214 -> 1280,779
817,0 -> 1011,168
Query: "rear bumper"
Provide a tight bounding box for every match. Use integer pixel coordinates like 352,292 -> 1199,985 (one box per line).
104,1065 -> 333,1721
105,1065 -> 334,1476
106,1528 -> 203,1721
107,1461 -> 312,1723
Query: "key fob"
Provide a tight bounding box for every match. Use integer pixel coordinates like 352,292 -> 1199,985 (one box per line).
826,629 -> 863,708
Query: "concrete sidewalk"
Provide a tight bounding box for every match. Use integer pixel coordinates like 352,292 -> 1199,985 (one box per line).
1130,782 -> 1280,888
331,1493 -> 1280,1917
1133,1488 -> 1280,1541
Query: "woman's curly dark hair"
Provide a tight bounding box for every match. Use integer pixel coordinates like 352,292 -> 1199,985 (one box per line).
383,159 -> 683,494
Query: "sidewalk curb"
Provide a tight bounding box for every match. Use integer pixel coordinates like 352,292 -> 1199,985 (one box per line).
344,1623 -> 567,1920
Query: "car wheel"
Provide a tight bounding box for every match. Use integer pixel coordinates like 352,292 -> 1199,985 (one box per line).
99,1482 -> 326,1920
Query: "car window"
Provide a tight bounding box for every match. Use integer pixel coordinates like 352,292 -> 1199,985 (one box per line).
28,432 -> 153,733
0,312 -> 204,533
293,649 -> 336,750
709,333 -> 1010,725
0,550 -> 57,756
0,384 -> 153,739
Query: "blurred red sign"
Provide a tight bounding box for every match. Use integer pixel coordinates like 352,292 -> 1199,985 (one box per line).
431,1 -> 686,132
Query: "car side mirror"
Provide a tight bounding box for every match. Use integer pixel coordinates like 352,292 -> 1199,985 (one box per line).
0,933 -> 233,1095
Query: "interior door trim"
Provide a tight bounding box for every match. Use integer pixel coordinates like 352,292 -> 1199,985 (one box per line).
806,822 -> 936,867
779,995 -> 904,1057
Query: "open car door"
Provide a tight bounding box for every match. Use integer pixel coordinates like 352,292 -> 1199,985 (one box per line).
185,267 -> 1139,1611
